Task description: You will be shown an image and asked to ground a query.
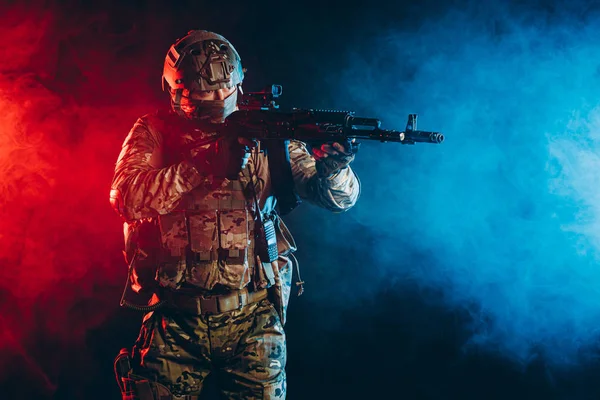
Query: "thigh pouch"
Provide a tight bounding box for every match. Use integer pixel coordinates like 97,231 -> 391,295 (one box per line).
115,348 -> 200,400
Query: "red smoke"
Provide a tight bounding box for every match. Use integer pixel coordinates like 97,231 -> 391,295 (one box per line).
0,3 -> 165,397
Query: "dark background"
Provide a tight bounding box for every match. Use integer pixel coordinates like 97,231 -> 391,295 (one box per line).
2,0 -> 600,399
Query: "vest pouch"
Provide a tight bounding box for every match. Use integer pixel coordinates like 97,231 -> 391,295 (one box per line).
217,209 -> 251,288
267,255 -> 293,326
156,213 -> 192,289
158,213 -> 189,257
218,209 -> 250,252
187,211 -> 219,256
184,210 -> 220,289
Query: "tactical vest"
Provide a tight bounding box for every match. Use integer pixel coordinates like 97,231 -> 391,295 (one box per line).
156,161 -> 265,291
119,112 -> 299,298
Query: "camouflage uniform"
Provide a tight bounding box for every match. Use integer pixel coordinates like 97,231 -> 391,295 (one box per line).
110,110 -> 360,399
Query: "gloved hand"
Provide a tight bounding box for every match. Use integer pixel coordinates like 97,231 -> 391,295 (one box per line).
312,140 -> 357,178
191,137 -> 254,180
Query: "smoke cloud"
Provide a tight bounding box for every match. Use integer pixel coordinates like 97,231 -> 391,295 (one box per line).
0,3 -> 161,397
313,1 -> 600,365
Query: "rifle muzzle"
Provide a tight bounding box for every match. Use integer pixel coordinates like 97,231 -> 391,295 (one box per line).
405,131 -> 444,144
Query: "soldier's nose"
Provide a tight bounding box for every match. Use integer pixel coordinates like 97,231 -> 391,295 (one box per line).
215,89 -> 227,100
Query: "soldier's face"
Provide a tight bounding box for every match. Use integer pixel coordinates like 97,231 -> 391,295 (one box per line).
174,86 -> 239,122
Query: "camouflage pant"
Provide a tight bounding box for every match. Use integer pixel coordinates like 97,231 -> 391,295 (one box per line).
129,298 -> 287,399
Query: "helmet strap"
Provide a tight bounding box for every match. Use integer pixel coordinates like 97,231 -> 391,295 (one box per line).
171,88 -> 184,116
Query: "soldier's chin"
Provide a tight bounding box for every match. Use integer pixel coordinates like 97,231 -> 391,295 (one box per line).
199,110 -> 228,124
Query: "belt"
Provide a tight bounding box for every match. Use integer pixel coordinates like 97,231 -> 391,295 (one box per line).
164,287 -> 268,316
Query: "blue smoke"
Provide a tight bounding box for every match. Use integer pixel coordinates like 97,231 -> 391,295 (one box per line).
316,1 -> 600,366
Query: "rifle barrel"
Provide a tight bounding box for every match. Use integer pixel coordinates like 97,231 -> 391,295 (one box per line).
405,130 -> 444,144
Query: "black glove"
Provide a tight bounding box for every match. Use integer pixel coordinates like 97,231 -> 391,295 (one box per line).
312,140 -> 357,178
191,136 -> 253,180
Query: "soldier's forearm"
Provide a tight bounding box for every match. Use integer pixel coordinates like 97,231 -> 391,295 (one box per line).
307,166 -> 360,212
112,160 -> 202,221
288,139 -> 360,212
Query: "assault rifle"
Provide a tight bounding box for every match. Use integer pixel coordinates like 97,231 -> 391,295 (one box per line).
189,84 -> 444,151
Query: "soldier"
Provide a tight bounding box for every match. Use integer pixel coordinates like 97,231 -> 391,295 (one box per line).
110,30 -> 360,400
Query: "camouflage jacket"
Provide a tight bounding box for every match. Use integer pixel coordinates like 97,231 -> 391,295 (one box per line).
110,111 -> 360,293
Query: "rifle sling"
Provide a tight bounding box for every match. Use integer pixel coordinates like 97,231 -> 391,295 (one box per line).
263,139 -> 301,216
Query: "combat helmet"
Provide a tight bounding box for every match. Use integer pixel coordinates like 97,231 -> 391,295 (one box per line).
162,30 -> 244,121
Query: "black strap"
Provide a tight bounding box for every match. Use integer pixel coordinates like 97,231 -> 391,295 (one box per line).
263,139 -> 301,216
